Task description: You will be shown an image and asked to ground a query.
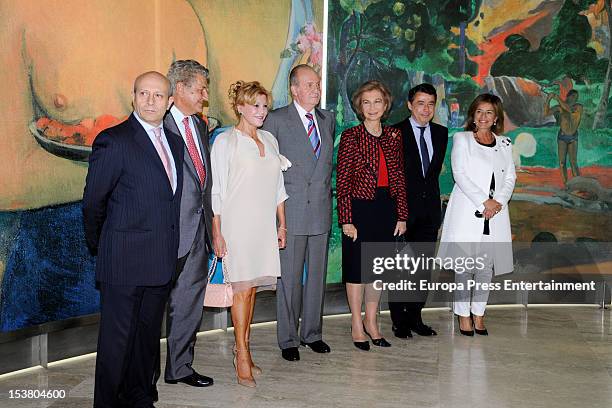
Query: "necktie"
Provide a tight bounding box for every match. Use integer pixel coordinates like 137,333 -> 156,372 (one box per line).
305,112 -> 321,158
152,127 -> 174,190
418,126 -> 430,176
182,116 -> 206,187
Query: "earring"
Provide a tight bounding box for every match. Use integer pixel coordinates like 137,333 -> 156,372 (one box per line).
493,121 -> 497,125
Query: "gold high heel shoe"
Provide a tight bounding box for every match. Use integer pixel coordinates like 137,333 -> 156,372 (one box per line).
233,348 -> 256,388
234,344 -> 262,376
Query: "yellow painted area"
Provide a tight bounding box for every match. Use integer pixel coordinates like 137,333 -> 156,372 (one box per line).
466,0 -> 545,42
189,0 -> 293,125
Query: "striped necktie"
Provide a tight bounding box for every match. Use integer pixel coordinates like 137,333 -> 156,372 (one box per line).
305,112 -> 321,158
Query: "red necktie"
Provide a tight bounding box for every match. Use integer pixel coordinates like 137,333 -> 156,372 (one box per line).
182,116 -> 206,187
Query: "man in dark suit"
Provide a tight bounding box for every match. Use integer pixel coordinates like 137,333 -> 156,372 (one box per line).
390,83 -> 449,338
159,60 -> 214,388
263,65 -> 335,362
83,71 -> 183,407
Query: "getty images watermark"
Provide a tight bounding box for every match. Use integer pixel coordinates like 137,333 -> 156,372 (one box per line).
371,253 -> 597,292
359,241 -> 607,304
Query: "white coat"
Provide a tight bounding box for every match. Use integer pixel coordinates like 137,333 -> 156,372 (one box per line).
437,131 -> 516,275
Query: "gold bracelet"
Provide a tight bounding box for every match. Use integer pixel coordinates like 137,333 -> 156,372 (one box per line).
278,226 -> 287,231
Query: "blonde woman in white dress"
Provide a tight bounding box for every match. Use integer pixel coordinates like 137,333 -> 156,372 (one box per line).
437,93 -> 516,336
210,81 -> 290,387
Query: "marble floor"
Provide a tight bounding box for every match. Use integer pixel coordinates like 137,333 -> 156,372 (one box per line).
0,306 -> 611,408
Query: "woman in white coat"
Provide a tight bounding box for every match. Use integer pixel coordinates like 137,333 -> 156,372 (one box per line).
437,93 -> 516,336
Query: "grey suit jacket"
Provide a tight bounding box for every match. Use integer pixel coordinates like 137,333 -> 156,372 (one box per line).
263,103 -> 335,235
164,112 -> 213,258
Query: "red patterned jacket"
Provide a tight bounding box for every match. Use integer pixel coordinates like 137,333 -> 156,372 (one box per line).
336,124 -> 409,224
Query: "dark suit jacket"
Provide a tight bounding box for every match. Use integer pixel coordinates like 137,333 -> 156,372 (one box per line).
392,118 -> 448,229
82,113 -> 184,286
163,111 -> 213,258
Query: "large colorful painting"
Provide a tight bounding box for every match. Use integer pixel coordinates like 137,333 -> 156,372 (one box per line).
326,0 -> 611,282
0,0 -> 324,332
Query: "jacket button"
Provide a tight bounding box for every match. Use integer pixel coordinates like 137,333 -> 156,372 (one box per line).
422,193 -> 427,198
196,208 -> 202,214
307,200 -> 311,204
171,225 -> 175,230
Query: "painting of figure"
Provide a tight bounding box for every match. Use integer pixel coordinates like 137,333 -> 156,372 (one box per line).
0,0 -> 323,332
326,0 -> 611,282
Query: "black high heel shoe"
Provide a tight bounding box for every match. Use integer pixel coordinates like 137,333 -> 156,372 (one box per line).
363,325 -> 391,347
471,315 -> 488,336
457,315 -> 474,336
351,327 -> 370,351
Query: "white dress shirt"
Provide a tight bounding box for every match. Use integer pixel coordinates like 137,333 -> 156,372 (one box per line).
133,111 -> 177,193
293,101 -> 320,137
170,105 -> 204,162
409,117 -> 434,177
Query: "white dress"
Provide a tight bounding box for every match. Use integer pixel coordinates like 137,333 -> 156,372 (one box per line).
211,127 -> 289,292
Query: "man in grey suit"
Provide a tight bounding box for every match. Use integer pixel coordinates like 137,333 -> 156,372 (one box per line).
263,64 -> 335,361
156,59 -> 214,388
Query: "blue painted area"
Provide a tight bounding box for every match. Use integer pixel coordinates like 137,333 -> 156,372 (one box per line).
0,203 -> 98,332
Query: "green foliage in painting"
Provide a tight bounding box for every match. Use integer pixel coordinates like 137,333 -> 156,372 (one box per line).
491,0 -> 607,82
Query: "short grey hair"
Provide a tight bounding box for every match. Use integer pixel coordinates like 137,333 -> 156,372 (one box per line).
167,59 -> 209,95
289,64 -> 316,87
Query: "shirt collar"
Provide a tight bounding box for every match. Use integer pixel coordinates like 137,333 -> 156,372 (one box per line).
133,111 -> 161,134
293,101 -> 315,119
409,116 -> 429,130
170,104 -> 188,126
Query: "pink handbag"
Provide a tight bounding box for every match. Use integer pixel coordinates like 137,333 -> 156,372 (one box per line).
203,256 -> 233,307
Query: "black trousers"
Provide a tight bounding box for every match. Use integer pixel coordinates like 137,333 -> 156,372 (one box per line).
94,281 -> 171,408
388,215 -> 439,329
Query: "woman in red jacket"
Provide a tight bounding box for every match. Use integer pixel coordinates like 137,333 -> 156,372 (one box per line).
336,80 -> 408,350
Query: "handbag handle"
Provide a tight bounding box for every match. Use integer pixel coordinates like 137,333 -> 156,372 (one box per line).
207,255 -> 218,283
207,255 -> 232,284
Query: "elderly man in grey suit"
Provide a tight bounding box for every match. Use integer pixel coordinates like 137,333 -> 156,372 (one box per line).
263,64 -> 335,361
155,59 -> 214,389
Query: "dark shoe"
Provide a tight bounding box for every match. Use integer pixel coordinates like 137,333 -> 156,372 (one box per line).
353,340 -> 370,351
150,387 -> 158,403
165,371 -> 214,387
471,315 -> 488,336
457,316 -> 474,337
281,347 -> 300,361
410,323 -> 437,336
300,340 -> 331,353
392,325 -> 412,339
363,325 -> 391,347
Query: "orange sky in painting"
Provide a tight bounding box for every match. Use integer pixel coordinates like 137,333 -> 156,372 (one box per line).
469,11 -> 548,86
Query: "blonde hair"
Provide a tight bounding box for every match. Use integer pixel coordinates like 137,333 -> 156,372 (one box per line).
228,81 -> 273,117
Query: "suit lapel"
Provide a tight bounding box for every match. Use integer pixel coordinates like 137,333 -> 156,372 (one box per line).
164,113 -> 200,188
191,115 -> 211,189
287,104 -> 317,170
314,108 -> 330,165
425,124 -> 443,179
130,114 -> 174,195
404,121 -> 425,180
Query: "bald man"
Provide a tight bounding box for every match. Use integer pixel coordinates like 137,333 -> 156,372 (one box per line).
83,71 -> 184,407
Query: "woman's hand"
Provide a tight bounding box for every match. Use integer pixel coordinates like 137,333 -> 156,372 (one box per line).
342,224 -> 358,242
394,221 -> 407,236
483,199 -> 502,220
278,227 -> 287,249
212,232 -> 227,258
